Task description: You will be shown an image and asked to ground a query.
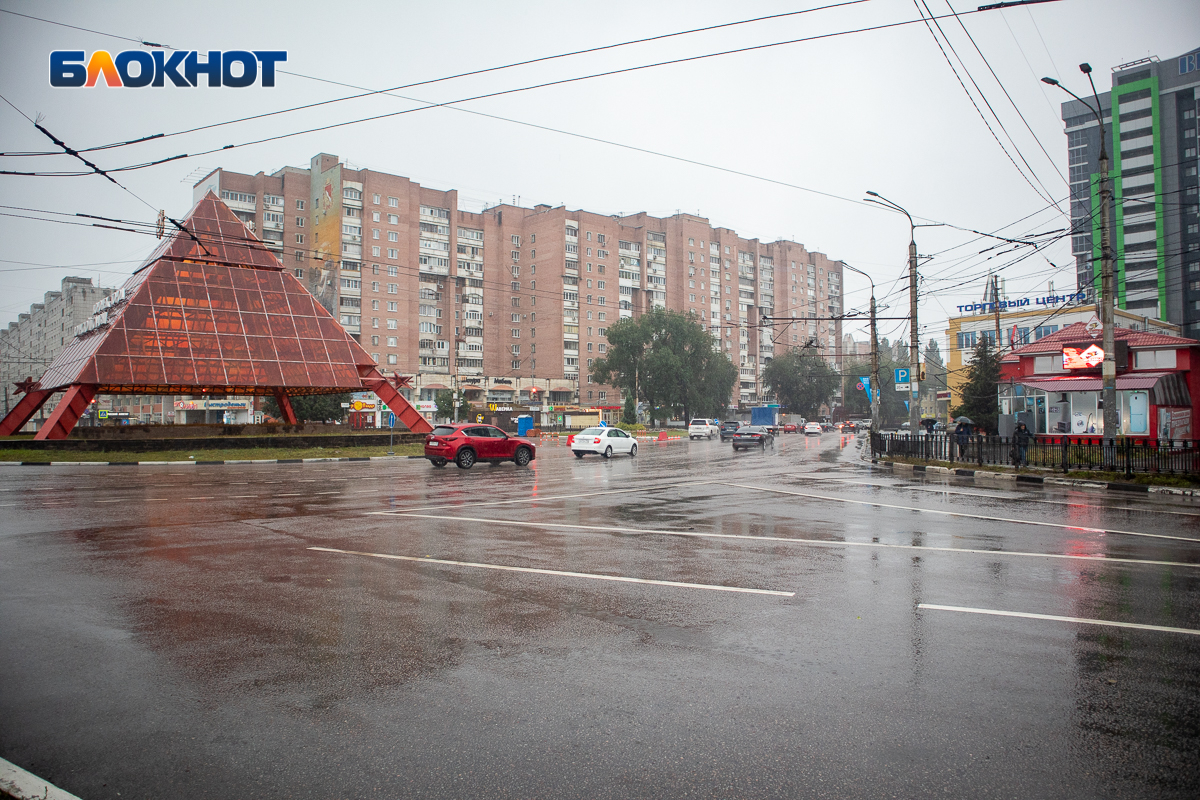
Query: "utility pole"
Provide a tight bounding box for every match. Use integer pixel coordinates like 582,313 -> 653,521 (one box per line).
908,236 -> 920,433
1044,66 -> 1118,439
865,193 -> 925,434
841,262 -> 880,432
870,293 -> 880,431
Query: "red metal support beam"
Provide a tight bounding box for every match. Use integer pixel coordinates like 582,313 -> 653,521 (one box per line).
274,391 -> 298,425
0,388 -> 53,437
34,384 -> 97,440
363,370 -> 433,434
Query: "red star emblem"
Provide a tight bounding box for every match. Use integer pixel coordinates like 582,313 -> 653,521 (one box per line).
390,374 -> 413,389
14,376 -> 38,395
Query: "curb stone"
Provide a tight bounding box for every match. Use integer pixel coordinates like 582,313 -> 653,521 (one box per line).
0,756 -> 81,800
0,456 -> 421,467
872,460 -> 1190,498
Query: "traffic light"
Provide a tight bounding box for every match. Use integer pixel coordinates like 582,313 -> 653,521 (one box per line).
918,364 -> 927,381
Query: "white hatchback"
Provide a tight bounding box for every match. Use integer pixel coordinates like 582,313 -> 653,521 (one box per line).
572,427 -> 638,459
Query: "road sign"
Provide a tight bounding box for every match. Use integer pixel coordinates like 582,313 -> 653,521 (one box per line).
856,382 -> 864,391
894,368 -> 909,384
387,411 -> 396,429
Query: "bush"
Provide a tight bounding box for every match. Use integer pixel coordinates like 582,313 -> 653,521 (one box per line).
617,422 -> 646,433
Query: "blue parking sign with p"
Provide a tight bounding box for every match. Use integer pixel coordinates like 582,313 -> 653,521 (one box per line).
895,367 -> 910,384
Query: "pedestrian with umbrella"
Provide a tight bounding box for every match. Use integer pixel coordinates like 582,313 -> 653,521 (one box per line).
954,416 -> 973,459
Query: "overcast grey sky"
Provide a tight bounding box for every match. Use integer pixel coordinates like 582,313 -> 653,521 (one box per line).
1,0 -> 1197,349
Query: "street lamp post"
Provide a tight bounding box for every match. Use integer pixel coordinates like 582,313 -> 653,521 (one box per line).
1043,66 -> 1118,440
842,262 -> 880,433
865,192 -> 922,435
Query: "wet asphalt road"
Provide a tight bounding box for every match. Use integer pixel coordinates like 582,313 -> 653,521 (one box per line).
1,431 -> 1199,799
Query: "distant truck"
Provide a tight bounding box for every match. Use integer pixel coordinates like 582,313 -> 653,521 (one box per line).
750,406 -> 779,432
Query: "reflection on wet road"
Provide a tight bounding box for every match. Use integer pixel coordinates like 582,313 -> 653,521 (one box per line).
2,431 -> 1198,799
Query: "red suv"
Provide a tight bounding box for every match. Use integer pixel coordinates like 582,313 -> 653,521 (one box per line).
424,423 -> 537,470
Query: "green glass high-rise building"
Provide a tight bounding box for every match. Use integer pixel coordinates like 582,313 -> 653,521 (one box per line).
1060,46 -> 1200,334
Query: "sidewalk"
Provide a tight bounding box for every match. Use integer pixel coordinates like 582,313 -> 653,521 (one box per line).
871,457 -> 1200,497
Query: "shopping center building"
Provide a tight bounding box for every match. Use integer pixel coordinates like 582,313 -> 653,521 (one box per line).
997,322 -> 1199,439
944,290 -> 1180,412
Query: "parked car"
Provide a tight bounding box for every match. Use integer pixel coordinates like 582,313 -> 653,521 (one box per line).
425,423 -> 536,469
781,423 -> 798,434
688,418 -> 720,440
572,426 -> 638,458
731,425 -> 775,450
804,422 -> 823,435
719,421 -> 742,441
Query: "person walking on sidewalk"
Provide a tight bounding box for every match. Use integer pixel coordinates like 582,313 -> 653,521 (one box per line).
955,420 -> 971,459
1012,421 -> 1033,468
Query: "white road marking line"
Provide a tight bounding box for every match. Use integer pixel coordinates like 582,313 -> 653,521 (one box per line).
917,603 -> 1200,636
187,496 -> 216,500
316,491 -> 341,495
230,495 -> 258,498
0,755 -> 82,800
275,493 -> 304,497
725,482 -> 1200,543
388,513 -> 1200,569
372,480 -> 713,515
309,546 -> 793,596
803,476 -> 1200,518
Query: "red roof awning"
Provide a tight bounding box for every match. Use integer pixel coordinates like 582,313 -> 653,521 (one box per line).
1018,372 -> 1188,404
423,383 -> 448,390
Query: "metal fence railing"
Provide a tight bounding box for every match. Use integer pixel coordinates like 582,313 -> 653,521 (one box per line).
870,432 -> 1200,477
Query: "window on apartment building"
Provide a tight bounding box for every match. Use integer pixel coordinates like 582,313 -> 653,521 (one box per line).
511,235 -> 520,246
295,234 -> 304,244
387,284 -> 398,294
372,229 -> 380,240
371,318 -> 379,328
371,281 -> 380,292
387,231 -> 398,242
511,250 -> 520,261
387,249 -> 398,259
512,297 -> 520,307
370,335 -> 379,346
386,354 -> 397,365
294,268 -> 304,278
295,199 -> 305,210
388,266 -> 398,277
294,250 -> 305,263
387,301 -> 398,311
372,194 -> 380,204
387,319 -> 398,330
388,214 -> 399,225
295,217 -> 305,227
371,211 -> 380,222
372,246 -> 381,257
388,197 -> 398,207
386,336 -> 397,347
511,265 -> 520,277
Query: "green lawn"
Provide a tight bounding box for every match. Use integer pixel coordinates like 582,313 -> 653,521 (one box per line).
0,443 -> 424,463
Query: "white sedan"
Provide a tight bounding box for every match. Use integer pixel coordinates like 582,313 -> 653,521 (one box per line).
572,427 -> 638,459
804,422 -> 823,435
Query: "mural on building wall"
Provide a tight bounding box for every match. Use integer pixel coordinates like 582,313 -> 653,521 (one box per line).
308,158 -> 341,315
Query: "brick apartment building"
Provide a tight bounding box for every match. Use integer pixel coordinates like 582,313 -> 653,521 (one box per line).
1,277 -> 115,424
195,154 -> 844,413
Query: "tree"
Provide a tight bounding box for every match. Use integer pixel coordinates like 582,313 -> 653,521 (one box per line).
622,391 -> 637,425
951,337 -> 1001,433
924,338 -> 946,400
591,309 -> 736,426
761,348 -> 840,418
261,392 -> 350,423
435,389 -> 455,422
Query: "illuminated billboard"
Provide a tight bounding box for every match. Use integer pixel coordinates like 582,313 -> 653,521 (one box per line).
1062,344 -> 1105,369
